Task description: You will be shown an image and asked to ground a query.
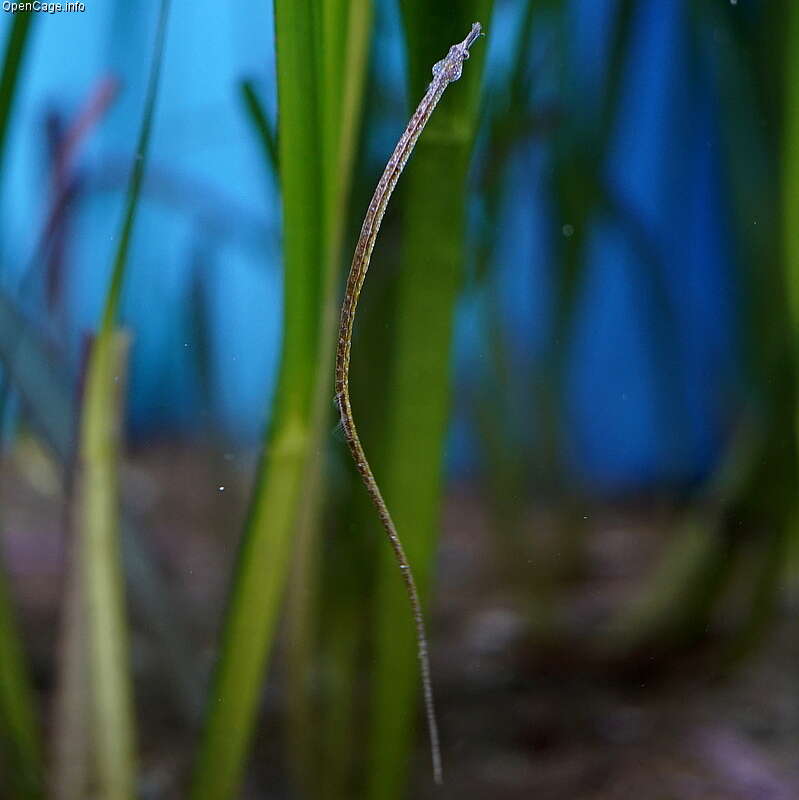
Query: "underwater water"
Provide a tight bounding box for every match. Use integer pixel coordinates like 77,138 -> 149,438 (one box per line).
1,1 -> 796,798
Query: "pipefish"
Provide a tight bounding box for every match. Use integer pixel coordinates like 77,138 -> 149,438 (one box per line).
334,21 -> 484,786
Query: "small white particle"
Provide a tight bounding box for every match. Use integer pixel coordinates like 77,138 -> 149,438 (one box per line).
218,485 -> 225,492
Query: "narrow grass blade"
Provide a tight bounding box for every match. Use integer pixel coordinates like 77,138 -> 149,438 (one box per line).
0,11 -> 34,177
469,0 -> 540,564
737,0 -> 799,656
0,293 -> 75,458
194,1 -> 374,795
0,289 -> 202,725
785,0 -> 799,410
367,4 -> 492,797
320,263 -> 394,799
688,0 -> 797,654
239,79 -> 278,177
97,2 -> 170,335
544,0 -> 636,483
76,2 -> 171,796
76,333 -> 135,800
284,0 -> 373,791
190,1 -> 324,797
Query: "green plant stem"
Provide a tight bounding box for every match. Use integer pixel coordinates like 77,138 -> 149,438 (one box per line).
75,2 -> 171,796
284,0 -> 373,792
701,0 -> 798,653
0,11 -> 34,179
190,1 -> 324,797
739,0 -> 799,657
320,258 -> 393,800
785,0 -> 799,414
367,4 -> 491,797
77,333 -> 135,800
191,416 -> 313,800
0,288 -> 202,726
368,144 -> 469,800
239,79 -> 278,177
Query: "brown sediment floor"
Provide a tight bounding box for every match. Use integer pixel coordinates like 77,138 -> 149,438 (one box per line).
3,442 -> 798,799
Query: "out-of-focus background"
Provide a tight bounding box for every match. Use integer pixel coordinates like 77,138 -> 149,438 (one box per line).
2,0 -> 799,798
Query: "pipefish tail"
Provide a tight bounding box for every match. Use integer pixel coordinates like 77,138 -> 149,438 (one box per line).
334,22 -> 484,787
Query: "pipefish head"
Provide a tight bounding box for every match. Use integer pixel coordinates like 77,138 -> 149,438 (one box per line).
431,22 -> 484,85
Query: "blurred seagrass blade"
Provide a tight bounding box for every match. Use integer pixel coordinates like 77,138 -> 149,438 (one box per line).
468,0 -> 546,615
318,226 -> 396,800
76,332 -> 135,800
0,293 -> 74,456
239,79 -> 278,177
691,0 -> 797,657
193,1 -> 374,796
542,0 -> 638,490
368,5 -> 492,798
190,1 -> 325,798
0,290 -> 203,727
598,417 -> 758,661
784,0 -> 799,474
284,0 -> 373,794
0,11 -> 34,179
753,0 -> 799,658
0,12 -> 43,799
75,0 -> 171,795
